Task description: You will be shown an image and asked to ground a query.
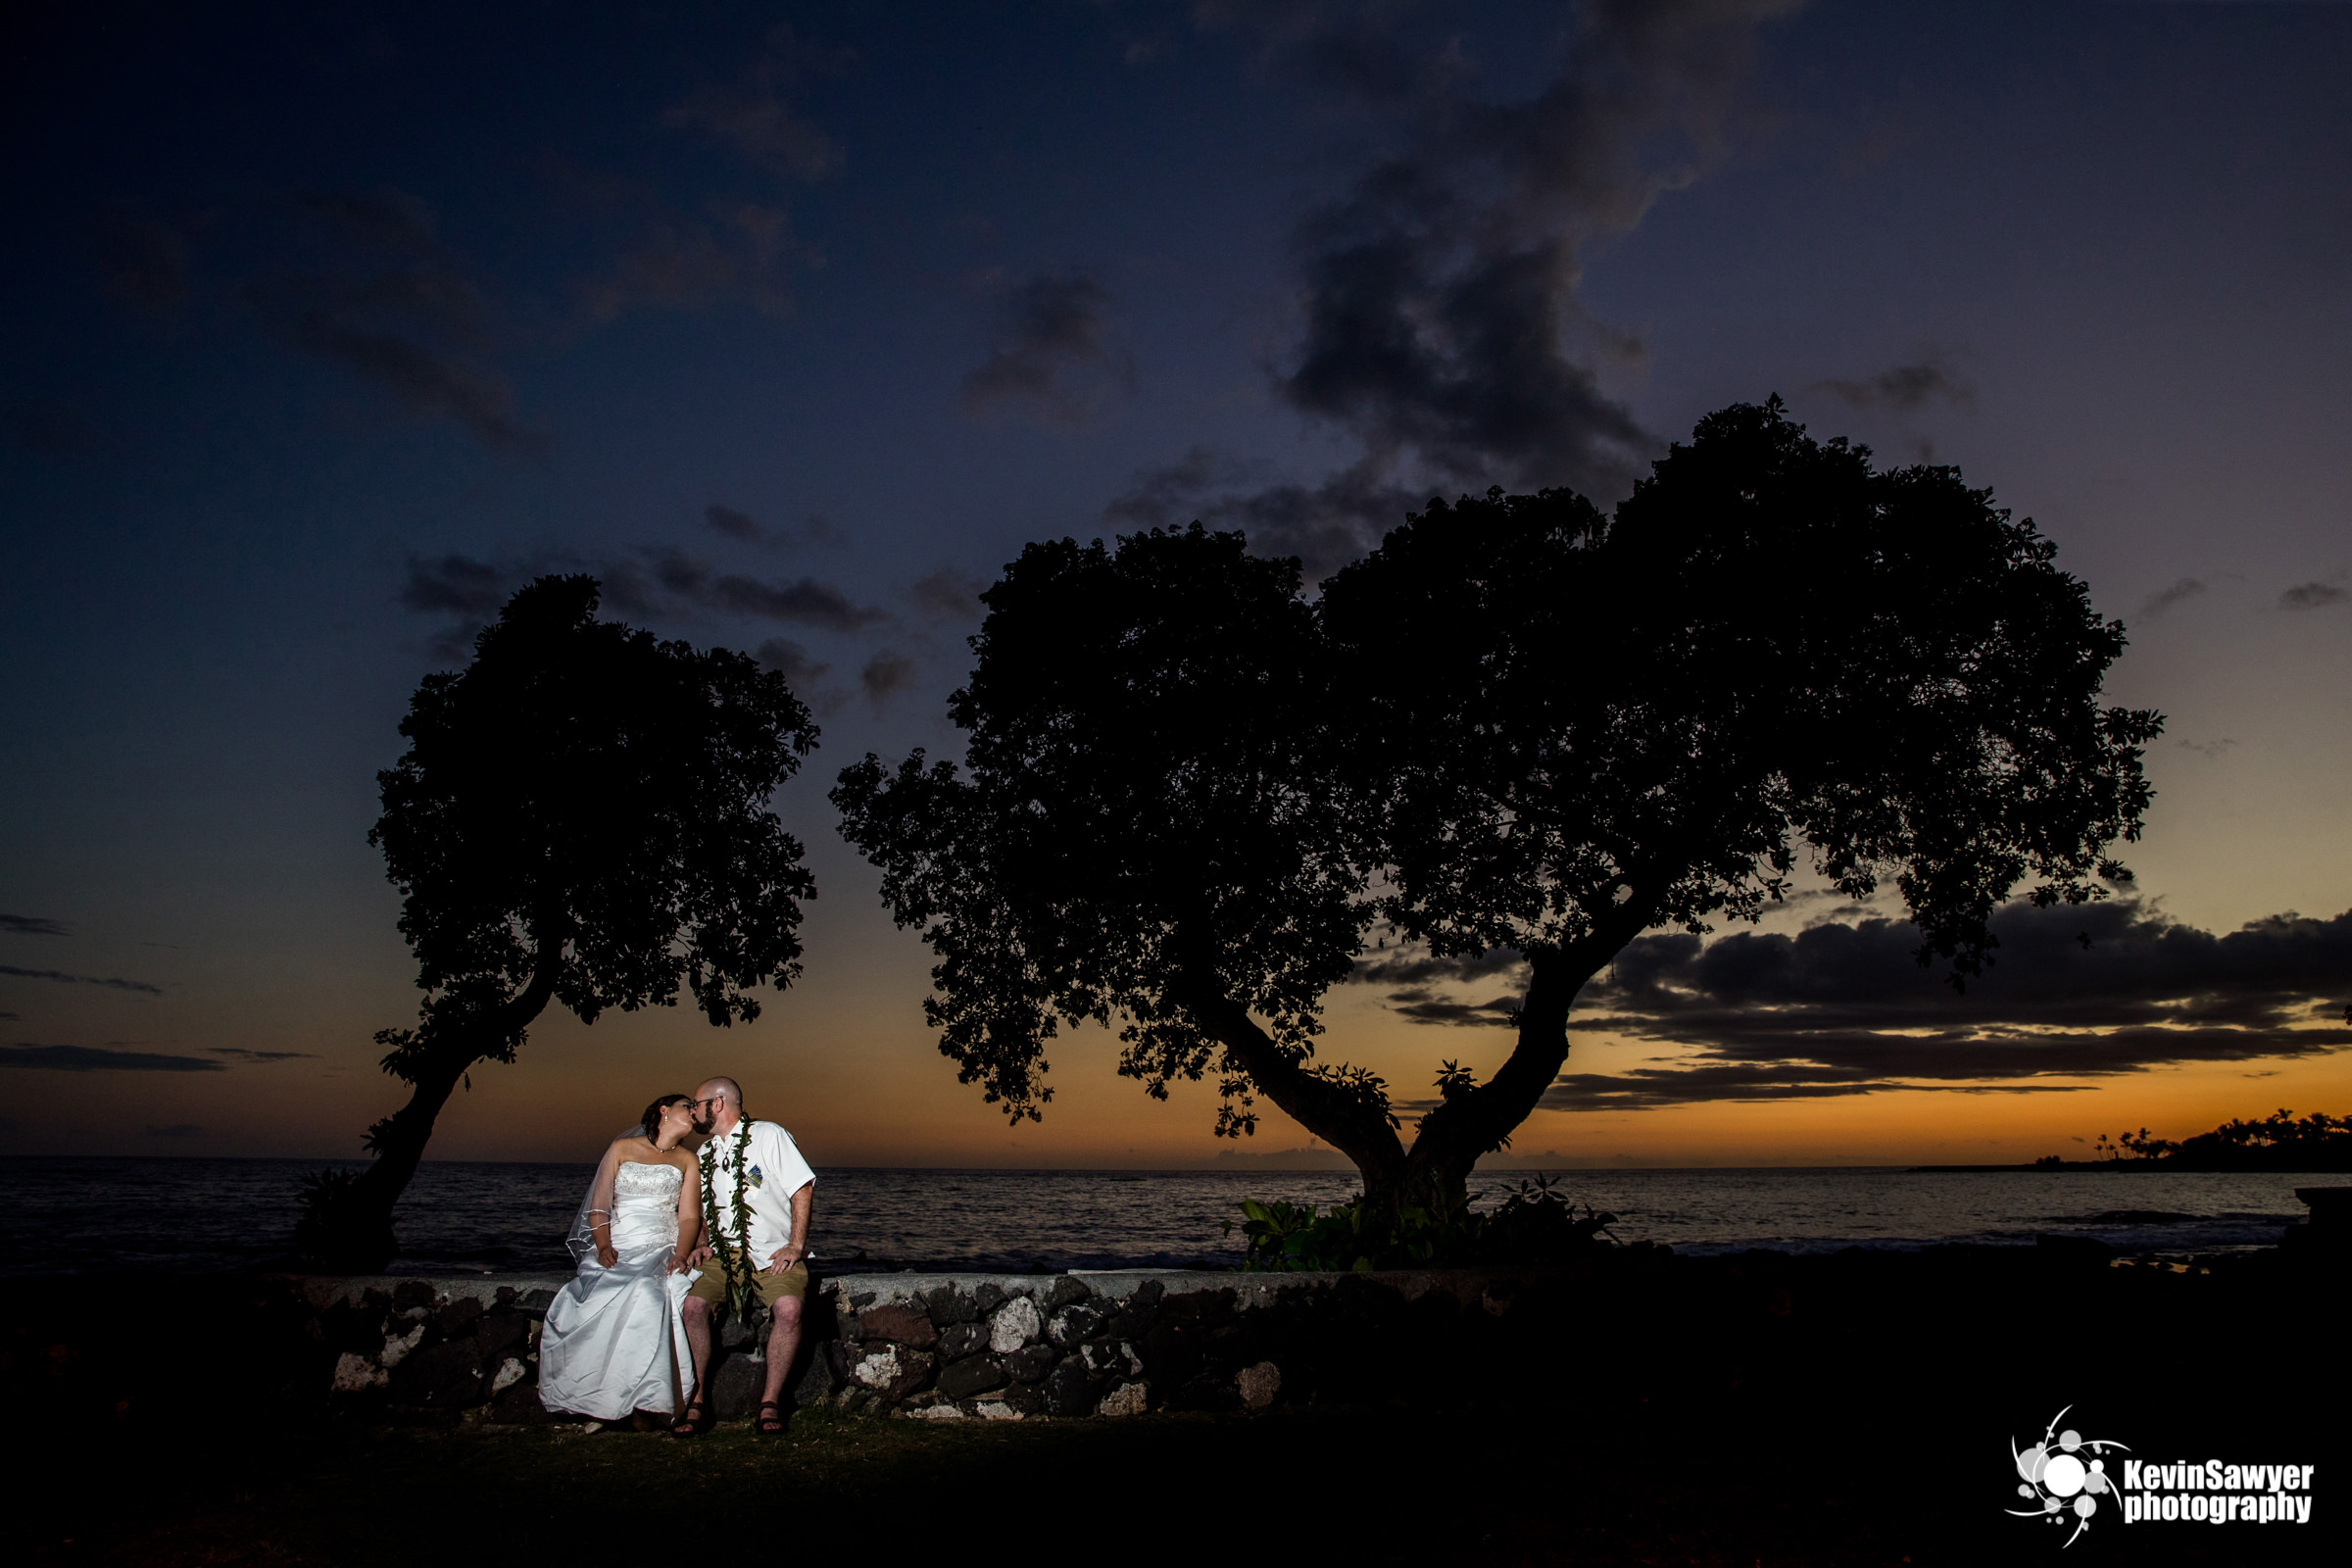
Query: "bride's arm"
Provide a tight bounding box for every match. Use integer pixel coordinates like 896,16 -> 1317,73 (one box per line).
670,1155 -> 703,1275
587,1143 -> 621,1268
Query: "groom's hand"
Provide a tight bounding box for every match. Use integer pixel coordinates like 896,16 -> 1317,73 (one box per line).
766,1245 -> 805,1273
688,1244 -> 712,1266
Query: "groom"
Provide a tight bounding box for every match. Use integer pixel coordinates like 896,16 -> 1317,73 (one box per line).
680,1076 -> 816,1435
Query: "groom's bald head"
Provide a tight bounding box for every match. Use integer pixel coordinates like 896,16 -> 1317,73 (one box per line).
691,1076 -> 743,1135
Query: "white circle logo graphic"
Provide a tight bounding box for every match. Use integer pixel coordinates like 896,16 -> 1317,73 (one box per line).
2009,1405 -> 2130,1547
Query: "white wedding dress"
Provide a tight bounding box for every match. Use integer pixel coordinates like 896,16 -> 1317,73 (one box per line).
538,1160 -> 698,1419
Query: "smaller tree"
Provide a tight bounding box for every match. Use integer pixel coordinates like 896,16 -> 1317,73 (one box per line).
302,575 -> 818,1267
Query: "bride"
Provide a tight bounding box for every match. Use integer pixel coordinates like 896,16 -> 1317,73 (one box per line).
539,1094 -> 704,1430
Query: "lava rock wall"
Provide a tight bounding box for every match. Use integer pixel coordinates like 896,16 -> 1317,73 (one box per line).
280,1262 -> 1660,1423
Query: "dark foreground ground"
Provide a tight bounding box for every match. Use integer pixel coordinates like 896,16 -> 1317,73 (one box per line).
7,1247 -> 2345,1567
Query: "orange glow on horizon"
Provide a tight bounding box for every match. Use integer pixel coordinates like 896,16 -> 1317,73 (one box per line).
12,960 -> 2344,1174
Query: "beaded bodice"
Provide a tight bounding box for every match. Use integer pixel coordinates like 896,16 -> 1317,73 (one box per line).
613,1160 -> 684,1207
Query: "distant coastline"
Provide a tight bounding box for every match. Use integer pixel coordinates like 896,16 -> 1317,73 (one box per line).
1915,1160 -> 2352,1173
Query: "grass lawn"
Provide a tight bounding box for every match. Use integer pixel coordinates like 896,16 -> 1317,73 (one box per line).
16,1382 -> 2341,1567
16,1398 -> 1920,1567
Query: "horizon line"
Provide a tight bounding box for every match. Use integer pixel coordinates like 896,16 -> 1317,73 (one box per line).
0,1152 -> 2072,1174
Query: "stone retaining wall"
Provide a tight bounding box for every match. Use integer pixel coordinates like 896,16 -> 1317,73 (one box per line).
279,1263 -> 1610,1424
270,1236 -> 2338,1427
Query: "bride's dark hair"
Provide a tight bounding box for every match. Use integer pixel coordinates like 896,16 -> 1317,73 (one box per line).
640,1094 -> 690,1140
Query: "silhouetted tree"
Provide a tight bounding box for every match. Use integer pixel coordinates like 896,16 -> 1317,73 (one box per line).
2149,1108 -> 2352,1171
833,401 -> 2161,1215
302,576 -> 817,1267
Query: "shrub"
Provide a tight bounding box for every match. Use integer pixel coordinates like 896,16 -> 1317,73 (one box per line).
1226,1177 -> 1618,1272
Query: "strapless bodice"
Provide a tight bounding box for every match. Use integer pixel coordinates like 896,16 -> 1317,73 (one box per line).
607,1160 -> 684,1249
614,1160 -> 685,1200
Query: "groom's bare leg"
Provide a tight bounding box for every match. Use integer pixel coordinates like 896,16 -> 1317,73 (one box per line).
760,1294 -> 805,1407
681,1295 -> 715,1397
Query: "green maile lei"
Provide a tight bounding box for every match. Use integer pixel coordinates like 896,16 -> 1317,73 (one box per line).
697,1118 -> 759,1319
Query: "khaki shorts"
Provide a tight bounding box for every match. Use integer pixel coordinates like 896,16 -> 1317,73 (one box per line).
686,1249 -> 808,1306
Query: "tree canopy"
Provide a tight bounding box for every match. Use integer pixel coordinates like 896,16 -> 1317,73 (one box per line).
833,400 -> 2161,1212
305,575 -> 818,1266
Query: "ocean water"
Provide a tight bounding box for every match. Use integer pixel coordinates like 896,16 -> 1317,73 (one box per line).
0,1157 -> 2327,1278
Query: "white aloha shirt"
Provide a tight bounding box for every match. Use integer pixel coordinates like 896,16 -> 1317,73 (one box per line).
701,1119 -> 816,1262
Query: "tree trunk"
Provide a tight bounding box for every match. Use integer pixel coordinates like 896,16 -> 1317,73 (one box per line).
300,931 -> 566,1270
1174,970 -> 1409,1195
1182,956 -> 1584,1221
1181,894 -> 1670,1235
1389,891 -> 1671,1217
1200,890 -> 1670,1223
303,1050 -> 474,1270
1388,946 -> 1587,1216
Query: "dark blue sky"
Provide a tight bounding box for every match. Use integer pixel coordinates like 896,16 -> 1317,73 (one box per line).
3,1 -> 2348,1163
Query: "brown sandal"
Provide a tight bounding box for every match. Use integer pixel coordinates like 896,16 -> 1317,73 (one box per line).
672,1397 -> 707,1438
755,1398 -> 786,1435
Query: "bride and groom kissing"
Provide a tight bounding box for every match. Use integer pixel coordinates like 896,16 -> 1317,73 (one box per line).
537,1075 -> 816,1436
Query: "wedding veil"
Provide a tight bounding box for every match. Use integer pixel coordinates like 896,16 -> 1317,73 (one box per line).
564,1125 -> 655,1266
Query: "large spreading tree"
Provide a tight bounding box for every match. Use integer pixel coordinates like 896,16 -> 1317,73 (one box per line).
304,575 -> 818,1267
833,401 -> 2160,1214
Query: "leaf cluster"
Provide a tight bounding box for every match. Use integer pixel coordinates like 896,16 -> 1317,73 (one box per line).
291,1167 -> 383,1262
1320,399 -> 2158,976
1222,1177 -> 1619,1273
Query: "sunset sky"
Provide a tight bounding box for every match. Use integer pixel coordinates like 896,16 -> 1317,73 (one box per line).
3,1 -> 2348,1170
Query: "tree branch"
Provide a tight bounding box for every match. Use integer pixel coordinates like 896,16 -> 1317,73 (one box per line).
1172,972 -> 1406,1184
1408,884 -> 1675,1183
496,915 -> 569,1041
